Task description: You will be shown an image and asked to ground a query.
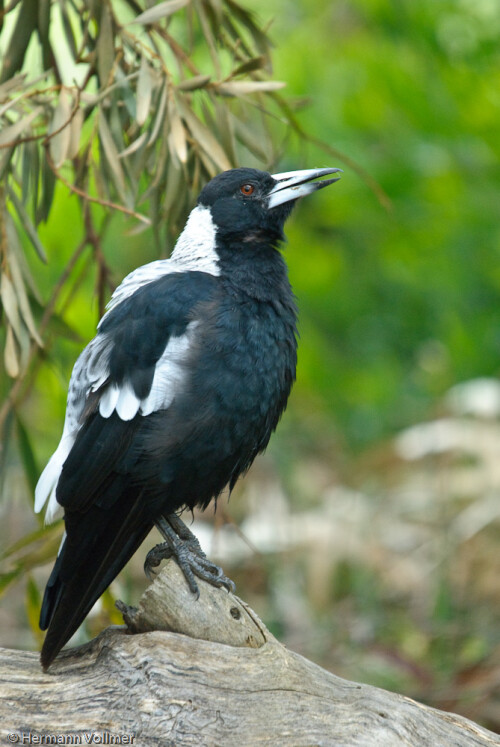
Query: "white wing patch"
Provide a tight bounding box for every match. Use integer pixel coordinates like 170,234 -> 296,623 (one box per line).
98,321 -> 198,420
34,431 -> 74,523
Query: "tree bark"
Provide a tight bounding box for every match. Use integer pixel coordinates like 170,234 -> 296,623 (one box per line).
0,562 -> 499,746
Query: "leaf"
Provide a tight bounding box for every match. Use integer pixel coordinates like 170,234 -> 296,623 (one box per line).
148,80 -> 168,146
60,0 -> 78,59
0,145 -> 15,181
1,271 -> 23,344
8,245 -> 43,345
0,106 -> 43,147
129,0 -> 190,25
67,106 -> 83,159
97,4 -> 115,86
4,324 -> 19,377
0,0 -> 38,84
119,131 -> 148,159
0,73 -> 28,100
177,75 -> 211,92
217,80 -> 286,96
229,56 -> 267,78
178,100 -> 232,171
231,113 -> 270,162
98,109 -> 129,205
168,102 -> 187,164
36,152 -> 56,224
8,186 -> 48,263
16,415 -> 40,497
136,55 -> 153,126
49,87 -> 72,167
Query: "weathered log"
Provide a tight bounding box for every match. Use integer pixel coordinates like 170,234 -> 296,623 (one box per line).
0,562 -> 499,746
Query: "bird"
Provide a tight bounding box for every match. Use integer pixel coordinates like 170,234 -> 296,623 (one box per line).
34,165 -> 341,669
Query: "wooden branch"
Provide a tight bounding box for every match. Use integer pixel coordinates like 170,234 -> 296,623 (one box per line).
0,562 -> 499,746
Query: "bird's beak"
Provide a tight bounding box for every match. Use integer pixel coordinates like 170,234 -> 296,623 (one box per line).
268,167 -> 342,209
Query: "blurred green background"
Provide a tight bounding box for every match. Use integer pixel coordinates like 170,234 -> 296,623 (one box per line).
2,0 -> 500,732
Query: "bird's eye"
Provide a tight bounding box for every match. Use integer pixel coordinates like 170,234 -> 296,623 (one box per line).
240,183 -> 254,196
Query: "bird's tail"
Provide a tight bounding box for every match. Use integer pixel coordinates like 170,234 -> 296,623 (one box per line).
40,491 -> 152,670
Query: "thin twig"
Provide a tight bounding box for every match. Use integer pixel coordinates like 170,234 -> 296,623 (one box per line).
44,148 -> 151,225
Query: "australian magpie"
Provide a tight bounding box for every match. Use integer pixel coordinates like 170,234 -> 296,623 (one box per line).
35,166 -> 341,669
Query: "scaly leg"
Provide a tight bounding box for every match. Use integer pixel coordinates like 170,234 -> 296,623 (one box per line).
144,513 -> 235,596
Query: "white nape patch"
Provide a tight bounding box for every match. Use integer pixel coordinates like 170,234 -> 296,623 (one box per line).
170,205 -> 219,275
98,321 -> 198,420
101,205 -> 219,324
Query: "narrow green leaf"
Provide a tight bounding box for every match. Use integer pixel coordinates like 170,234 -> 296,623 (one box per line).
8,245 -> 43,345
0,0 -> 38,83
67,106 -> 83,160
217,80 -> 286,96
177,74 -> 211,92
1,271 -> 23,344
4,324 -> 19,377
129,0 -> 190,25
136,55 -> 153,126
168,102 -> 187,164
97,4 -> 115,86
8,186 -> 48,262
49,87 -> 72,167
15,415 -> 40,497
148,80 -> 168,146
0,106 -> 43,147
178,100 -> 232,171
0,145 -> 15,181
36,152 -> 56,224
60,0 -> 78,59
98,109 -> 129,205
229,56 -> 266,78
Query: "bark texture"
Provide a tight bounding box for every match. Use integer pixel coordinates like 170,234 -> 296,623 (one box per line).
0,562 -> 499,746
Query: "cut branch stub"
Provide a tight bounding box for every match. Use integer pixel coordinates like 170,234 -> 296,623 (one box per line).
116,560 -> 270,649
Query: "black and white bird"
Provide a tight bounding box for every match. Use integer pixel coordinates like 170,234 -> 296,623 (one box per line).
35,166 -> 341,669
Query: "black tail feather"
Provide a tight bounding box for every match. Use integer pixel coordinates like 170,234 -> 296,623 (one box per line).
40,493 -> 152,670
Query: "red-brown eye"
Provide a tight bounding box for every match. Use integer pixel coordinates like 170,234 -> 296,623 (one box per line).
240,183 -> 254,196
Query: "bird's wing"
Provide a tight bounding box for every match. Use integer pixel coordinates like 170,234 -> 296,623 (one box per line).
35,269 -> 218,521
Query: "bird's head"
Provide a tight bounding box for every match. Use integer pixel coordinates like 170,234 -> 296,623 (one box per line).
197,166 -> 342,242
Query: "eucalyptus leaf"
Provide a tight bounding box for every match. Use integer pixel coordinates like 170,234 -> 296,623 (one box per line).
136,55 -> 152,126
0,106 -> 43,147
48,87 -> 72,168
129,0 -> 190,26
16,415 -> 40,496
178,100 -> 232,172
177,74 -> 211,92
1,271 -> 23,344
4,323 -> 19,377
67,106 -> 83,160
98,109 -> 130,205
8,186 -> 48,263
217,80 -> 286,96
97,4 -> 115,86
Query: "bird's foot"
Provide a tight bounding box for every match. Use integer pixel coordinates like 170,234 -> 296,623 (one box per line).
144,514 -> 235,597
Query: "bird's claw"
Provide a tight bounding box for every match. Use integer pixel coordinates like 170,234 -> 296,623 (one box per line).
144,529 -> 236,595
